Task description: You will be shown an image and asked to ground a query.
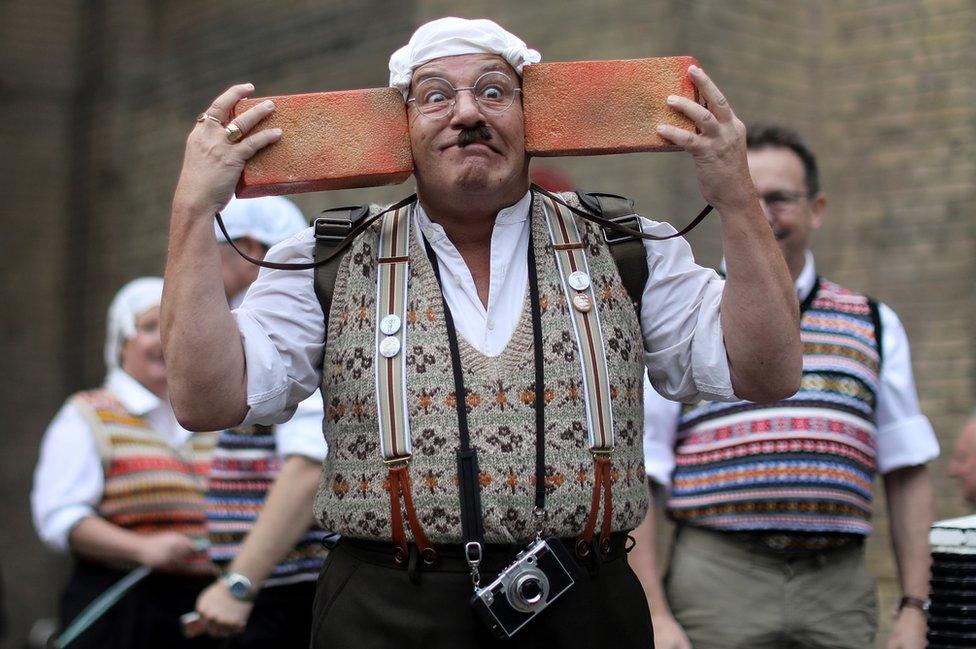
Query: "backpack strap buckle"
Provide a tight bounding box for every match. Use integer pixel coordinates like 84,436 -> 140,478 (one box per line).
314,205 -> 369,242
602,213 -> 643,245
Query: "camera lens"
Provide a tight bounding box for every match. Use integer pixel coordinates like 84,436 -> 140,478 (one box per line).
518,577 -> 543,604
507,570 -> 550,612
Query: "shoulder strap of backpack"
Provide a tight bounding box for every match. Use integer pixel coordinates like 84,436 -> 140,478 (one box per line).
313,204 -> 371,332
575,190 -> 648,319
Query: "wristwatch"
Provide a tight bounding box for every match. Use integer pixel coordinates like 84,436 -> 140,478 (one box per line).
222,572 -> 257,602
897,595 -> 930,614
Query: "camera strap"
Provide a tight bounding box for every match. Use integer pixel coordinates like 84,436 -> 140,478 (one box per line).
538,192 -> 616,561
423,226 -> 547,590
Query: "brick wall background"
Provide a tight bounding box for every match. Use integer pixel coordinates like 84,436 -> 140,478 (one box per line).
2,1 -> 972,646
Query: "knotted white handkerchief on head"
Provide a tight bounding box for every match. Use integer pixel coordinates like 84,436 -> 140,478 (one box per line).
389,16 -> 542,98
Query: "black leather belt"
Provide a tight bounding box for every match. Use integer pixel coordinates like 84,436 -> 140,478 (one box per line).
338,531 -> 633,573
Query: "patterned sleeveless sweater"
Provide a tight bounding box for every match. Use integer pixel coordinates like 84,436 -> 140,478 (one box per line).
205,425 -> 327,586
668,278 -> 882,535
70,389 -> 216,572
313,192 -> 648,544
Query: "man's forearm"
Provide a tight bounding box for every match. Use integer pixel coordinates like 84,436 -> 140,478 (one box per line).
884,465 -> 934,598
719,199 -> 801,403
162,203 -> 248,430
223,455 -> 323,587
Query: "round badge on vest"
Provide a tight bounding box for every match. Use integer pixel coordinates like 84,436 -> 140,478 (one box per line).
572,293 -> 593,313
379,335 -> 402,358
568,271 -> 591,291
380,314 -> 402,335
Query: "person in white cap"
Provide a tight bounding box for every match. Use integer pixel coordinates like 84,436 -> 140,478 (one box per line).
212,196 -> 308,308
31,278 -> 218,649
161,16 -> 802,647
193,195 -> 330,648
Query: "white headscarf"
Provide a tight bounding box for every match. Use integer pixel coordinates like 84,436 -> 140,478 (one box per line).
104,277 -> 164,372
389,17 -> 541,98
215,196 -> 308,248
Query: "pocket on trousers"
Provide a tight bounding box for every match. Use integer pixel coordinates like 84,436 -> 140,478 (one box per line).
310,547 -> 361,642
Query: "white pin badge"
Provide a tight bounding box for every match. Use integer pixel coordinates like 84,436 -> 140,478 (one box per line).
379,336 -> 401,358
572,293 -> 593,313
568,271 -> 591,292
380,314 -> 402,335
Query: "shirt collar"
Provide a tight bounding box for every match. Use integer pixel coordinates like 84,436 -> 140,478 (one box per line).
414,190 -> 532,242
104,368 -> 162,417
795,250 -> 817,303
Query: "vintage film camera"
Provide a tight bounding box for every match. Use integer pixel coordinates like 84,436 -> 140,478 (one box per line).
470,536 -> 578,638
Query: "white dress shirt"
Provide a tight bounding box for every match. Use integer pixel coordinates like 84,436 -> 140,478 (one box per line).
643,251 -> 940,487
235,191 -> 736,427
31,369 -> 194,552
228,290 -> 328,463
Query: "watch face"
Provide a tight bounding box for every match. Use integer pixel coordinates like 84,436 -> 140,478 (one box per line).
225,574 -> 253,601
229,580 -> 249,598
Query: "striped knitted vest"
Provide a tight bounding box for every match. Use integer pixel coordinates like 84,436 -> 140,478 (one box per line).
314,192 -> 648,544
668,278 -> 882,535
71,389 -> 216,572
205,425 -> 327,587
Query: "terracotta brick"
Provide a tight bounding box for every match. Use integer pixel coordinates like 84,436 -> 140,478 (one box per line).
523,56 -> 700,156
232,88 -> 414,197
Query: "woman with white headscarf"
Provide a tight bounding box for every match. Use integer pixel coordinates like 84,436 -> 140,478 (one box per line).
31,278 -> 218,648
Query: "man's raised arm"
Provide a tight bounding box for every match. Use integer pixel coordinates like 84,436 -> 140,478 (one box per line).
658,66 -> 801,403
162,83 -> 281,430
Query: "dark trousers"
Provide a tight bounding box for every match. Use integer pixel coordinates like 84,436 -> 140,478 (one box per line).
60,561 -> 217,649
219,580 -> 316,649
311,536 -> 654,648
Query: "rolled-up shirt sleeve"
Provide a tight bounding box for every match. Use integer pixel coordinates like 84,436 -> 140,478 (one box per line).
31,403 -> 104,552
639,218 -> 734,403
236,228 -> 327,427
874,303 -> 939,473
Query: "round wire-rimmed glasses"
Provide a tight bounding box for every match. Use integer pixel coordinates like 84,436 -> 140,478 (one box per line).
406,71 -> 522,119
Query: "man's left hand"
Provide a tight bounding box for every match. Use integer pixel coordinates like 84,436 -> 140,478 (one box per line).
886,606 -> 927,649
656,65 -> 755,213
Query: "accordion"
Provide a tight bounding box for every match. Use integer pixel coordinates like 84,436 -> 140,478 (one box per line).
929,514 -> 976,648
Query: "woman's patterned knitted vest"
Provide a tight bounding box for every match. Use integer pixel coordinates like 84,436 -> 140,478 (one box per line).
71,389 -> 216,572
668,278 -> 881,535
205,425 -> 327,586
314,192 -> 647,544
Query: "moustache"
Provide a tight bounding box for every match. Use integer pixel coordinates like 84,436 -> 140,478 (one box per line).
457,126 -> 493,148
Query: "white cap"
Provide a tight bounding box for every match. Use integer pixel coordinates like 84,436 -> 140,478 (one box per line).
389,17 -> 541,98
215,196 -> 308,248
104,277 -> 164,372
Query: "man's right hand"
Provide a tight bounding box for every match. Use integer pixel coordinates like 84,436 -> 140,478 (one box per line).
136,531 -> 201,571
195,578 -> 253,638
172,83 -> 281,219
653,611 -> 693,649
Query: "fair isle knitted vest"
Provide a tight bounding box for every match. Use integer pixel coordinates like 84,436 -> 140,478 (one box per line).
668,278 -> 882,535
205,425 -> 327,587
314,192 -> 648,544
71,389 -> 216,573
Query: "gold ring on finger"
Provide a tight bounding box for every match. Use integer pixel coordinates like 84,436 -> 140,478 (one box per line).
225,122 -> 244,143
196,112 -> 223,126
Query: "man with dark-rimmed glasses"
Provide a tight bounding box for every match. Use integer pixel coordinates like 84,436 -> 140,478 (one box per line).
161,17 -> 802,648
631,123 -> 939,649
